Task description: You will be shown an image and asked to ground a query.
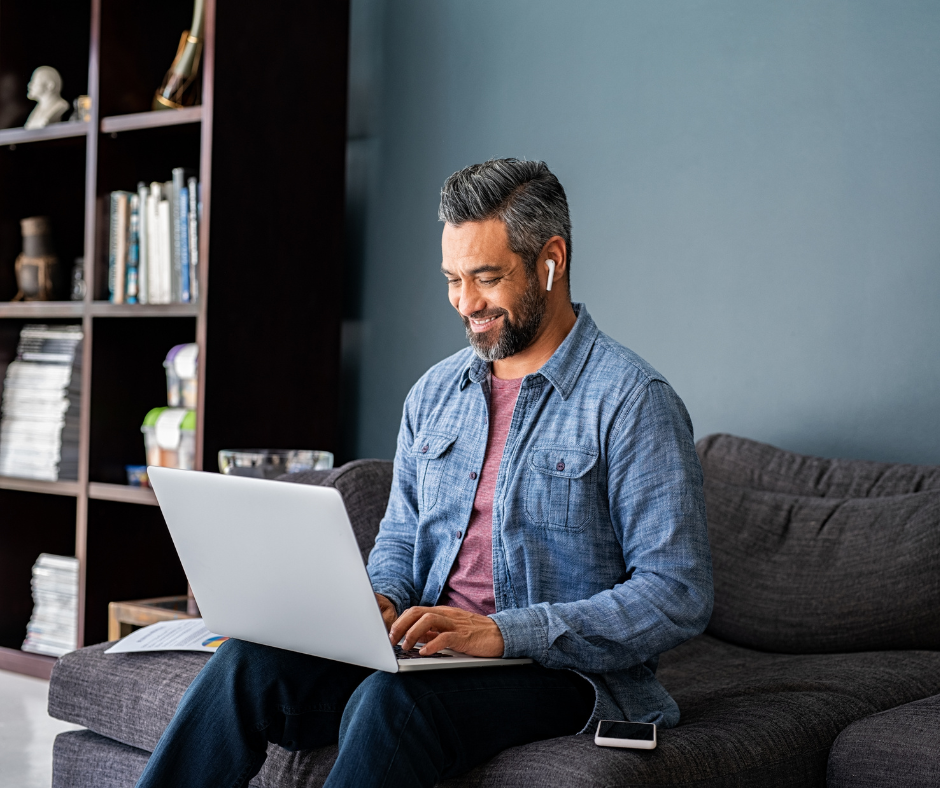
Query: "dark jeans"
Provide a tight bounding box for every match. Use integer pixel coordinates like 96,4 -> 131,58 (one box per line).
135,638 -> 595,788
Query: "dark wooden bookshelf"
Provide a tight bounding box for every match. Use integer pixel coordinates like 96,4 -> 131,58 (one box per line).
0,0 -> 350,678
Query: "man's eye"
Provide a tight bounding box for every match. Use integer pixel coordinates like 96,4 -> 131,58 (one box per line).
480,278 -> 500,286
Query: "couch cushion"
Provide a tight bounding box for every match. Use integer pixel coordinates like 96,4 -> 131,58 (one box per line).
697,434 -> 940,498
826,692 -> 940,788
49,635 -> 940,788
703,476 -> 940,653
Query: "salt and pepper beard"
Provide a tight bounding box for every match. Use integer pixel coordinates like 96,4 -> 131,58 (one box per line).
463,267 -> 547,362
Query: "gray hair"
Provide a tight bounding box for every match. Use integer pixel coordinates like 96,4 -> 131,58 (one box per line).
438,158 -> 572,288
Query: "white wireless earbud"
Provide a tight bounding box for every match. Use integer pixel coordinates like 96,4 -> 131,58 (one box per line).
546,260 -> 556,291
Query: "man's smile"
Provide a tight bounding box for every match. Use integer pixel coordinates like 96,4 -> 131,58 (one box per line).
468,314 -> 503,333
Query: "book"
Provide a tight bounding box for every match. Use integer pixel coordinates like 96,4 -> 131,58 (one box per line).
22,553 -> 78,657
0,324 -> 82,481
179,185 -> 191,303
109,191 -> 133,303
126,193 -> 140,304
188,176 -> 199,301
157,196 -> 172,304
137,182 -> 150,304
106,172 -> 200,306
147,183 -> 163,303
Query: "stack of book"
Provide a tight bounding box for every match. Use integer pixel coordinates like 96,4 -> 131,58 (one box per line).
22,553 -> 79,657
0,324 -> 83,481
109,167 -> 201,305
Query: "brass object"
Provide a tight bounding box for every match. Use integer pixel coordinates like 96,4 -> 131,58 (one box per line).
13,216 -> 58,301
153,0 -> 205,111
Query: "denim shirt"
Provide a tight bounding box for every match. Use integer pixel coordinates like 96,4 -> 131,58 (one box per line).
367,304 -> 713,731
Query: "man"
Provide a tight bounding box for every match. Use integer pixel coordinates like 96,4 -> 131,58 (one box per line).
137,158 -> 712,788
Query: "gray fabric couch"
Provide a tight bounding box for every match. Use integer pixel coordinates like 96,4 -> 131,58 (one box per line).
47,437 -> 940,787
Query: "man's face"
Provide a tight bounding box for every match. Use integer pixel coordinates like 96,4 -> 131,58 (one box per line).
441,219 -> 546,362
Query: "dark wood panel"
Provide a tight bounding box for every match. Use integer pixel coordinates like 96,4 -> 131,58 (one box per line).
202,0 -> 350,471
84,498 -> 187,645
101,106 -> 202,134
0,488 -> 76,648
0,122 -> 89,147
0,645 -> 56,679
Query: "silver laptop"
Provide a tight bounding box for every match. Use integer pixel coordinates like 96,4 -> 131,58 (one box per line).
148,467 -> 532,673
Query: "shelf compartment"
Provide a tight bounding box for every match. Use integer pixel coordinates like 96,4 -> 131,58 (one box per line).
0,476 -> 81,497
0,140 -> 87,302
0,645 -> 56,680
89,482 -> 157,506
0,488 -> 76,652
0,122 -> 90,148
84,498 -> 187,645
88,316 -> 196,485
101,107 -> 202,135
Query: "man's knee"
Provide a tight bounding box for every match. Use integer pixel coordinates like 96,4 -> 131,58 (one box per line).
339,672 -> 428,743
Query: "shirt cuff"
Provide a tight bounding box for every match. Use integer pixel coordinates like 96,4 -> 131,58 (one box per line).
490,606 -> 548,660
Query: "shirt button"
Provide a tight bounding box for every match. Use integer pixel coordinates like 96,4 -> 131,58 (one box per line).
456,530 -> 462,539
469,471 -> 477,480
556,461 -> 565,471
421,445 -> 429,453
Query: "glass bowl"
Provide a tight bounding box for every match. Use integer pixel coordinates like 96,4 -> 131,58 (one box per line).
217,449 -> 334,480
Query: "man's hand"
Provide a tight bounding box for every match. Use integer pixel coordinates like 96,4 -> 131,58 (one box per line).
375,594 -> 398,632
389,605 -> 505,658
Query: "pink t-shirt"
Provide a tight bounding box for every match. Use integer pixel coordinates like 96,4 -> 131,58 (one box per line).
439,374 -> 522,615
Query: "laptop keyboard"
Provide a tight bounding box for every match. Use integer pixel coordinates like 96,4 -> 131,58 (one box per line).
394,645 -> 454,660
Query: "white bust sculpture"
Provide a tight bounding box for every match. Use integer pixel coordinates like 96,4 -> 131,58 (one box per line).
25,66 -> 69,130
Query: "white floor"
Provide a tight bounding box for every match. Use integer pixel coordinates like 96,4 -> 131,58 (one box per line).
0,669 -> 82,788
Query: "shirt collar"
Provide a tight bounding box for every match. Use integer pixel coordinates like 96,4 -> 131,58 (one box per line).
459,303 -> 599,400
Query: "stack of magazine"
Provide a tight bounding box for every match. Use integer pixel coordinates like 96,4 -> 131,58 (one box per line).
109,167 -> 201,305
0,324 -> 82,481
22,553 -> 79,657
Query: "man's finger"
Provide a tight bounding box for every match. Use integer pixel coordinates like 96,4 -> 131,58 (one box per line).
402,613 -> 453,651
388,606 -> 430,643
418,630 -> 459,655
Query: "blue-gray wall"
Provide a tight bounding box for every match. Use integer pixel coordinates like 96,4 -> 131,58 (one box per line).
343,0 -> 940,465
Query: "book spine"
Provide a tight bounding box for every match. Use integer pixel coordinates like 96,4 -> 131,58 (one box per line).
137,182 -> 149,304
126,194 -> 140,304
157,199 -> 172,305
148,183 -> 163,303
113,192 -> 129,304
170,172 -> 183,303
187,176 -> 199,302
108,193 -> 120,301
179,186 -> 191,303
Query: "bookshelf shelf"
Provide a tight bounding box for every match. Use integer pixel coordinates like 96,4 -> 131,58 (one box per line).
88,302 -> 200,318
0,122 -> 90,148
100,107 -> 202,135
88,482 -> 158,506
0,476 -> 81,497
0,302 -> 85,319
0,645 -> 56,680
0,0 -> 348,676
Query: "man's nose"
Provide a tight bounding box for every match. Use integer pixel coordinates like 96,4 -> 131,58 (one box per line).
458,282 -> 487,317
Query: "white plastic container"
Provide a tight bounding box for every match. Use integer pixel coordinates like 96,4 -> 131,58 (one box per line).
164,344 -> 198,409
142,407 -> 196,470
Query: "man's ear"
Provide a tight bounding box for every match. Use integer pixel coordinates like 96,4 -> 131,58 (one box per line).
539,236 -> 568,288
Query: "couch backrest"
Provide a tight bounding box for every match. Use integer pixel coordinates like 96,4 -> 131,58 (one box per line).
280,459 -> 393,561
697,434 -> 940,654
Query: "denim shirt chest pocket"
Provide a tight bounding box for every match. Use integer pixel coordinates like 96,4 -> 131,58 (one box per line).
524,445 -> 599,532
413,432 -> 458,512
